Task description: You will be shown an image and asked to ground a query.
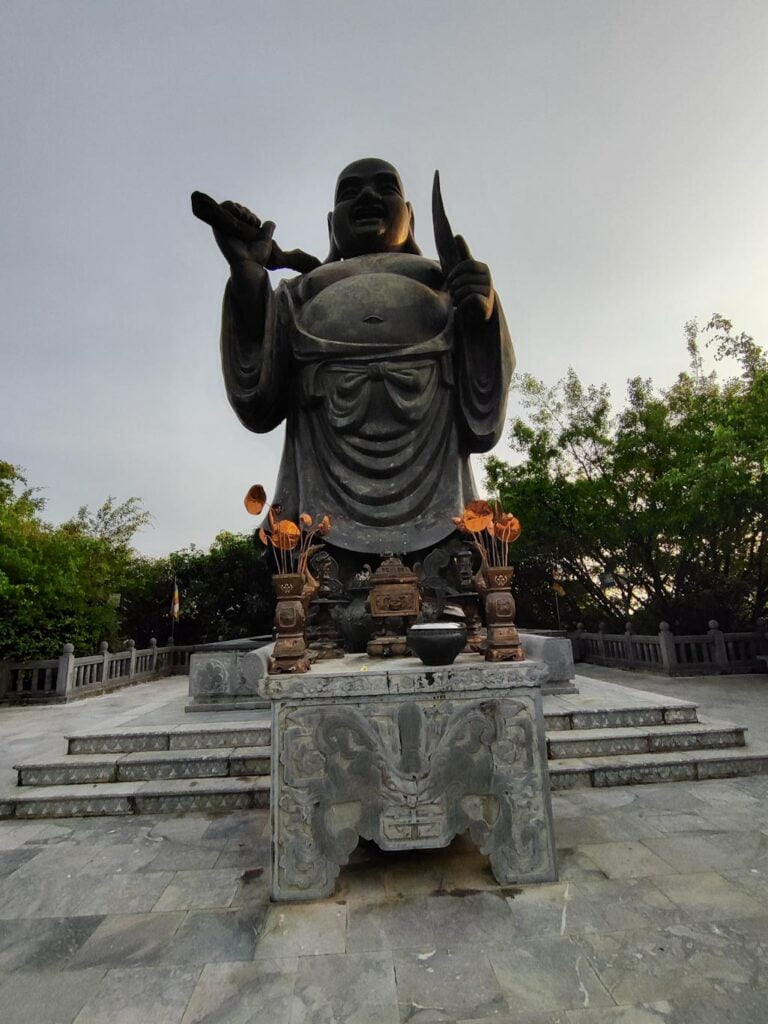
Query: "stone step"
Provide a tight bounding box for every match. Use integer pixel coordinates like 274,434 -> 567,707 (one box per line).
16,746 -> 271,787
547,722 -> 745,760
549,745 -> 768,790
1,776 -> 270,820
66,722 -> 271,755
543,703 -> 698,731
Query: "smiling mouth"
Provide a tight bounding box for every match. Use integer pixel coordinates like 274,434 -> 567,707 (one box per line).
352,200 -> 386,224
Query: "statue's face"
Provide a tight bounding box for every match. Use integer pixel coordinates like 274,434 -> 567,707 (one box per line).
330,158 -> 413,258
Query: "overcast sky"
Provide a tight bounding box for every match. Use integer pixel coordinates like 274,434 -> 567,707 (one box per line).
2,0 -> 767,556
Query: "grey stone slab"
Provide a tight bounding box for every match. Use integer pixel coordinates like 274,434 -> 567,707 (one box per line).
490,936 -> 614,1012
346,896 -> 436,952
144,840 -> 222,871
161,908 -> 268,964
291,951 -> 398,1024
71,911 -> 186,967
722,867 -> 768,902
74,966 -> 201,1024
394,947 -> 510,1021
573,842 -> 675,879
651,871 -> 766,919
0,914 -> 104,970
643,830 -> 768,874
255,901 -> 347,957
458,1015 -> 568,1024
153,869 -> 242,911
75,870 -> 176,915
180,959 -> 298,1024
564,1005 -> 675,1023
573,920 -> 763,1004
202,811 -> 267,841
0,968 -> 106,1024
0,845 -> 42,878
574,879 -> 686,931
0,821 -> 67,849
555,848 -> 609,883
0,872 -> 109,919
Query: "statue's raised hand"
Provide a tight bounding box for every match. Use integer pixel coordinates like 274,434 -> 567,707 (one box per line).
446,236 -> 494,323
432,171 -> 494,324
191,191 -> 322,275
212,201 -> 276,267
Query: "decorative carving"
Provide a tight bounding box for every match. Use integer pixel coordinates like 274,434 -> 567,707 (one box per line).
272,691 -> 557,899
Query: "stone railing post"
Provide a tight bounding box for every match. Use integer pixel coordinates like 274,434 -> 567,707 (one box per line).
623,622 -> 634,668
755,618 -> 767,655
149,638 -> 158,672
571,623 -> 585,661
56,642 -> 76,697
597,622 -> 607,662
0,661 -> 11,699
127,639 -> 137,679
708,619 -> 729,672
99,640 -> 110,684
658,622 -> 677,675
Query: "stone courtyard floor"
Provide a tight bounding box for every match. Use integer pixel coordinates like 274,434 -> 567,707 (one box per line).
1,668 -> 767,1023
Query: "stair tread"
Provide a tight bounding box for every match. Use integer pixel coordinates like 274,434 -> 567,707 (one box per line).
15,746 -> 272,771
7,776 -> 270,803
546,721 -> 745,741
549,744 -> 768,771
66,722 -> 269,740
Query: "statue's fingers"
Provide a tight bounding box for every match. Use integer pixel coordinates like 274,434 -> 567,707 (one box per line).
452,283 -> 492,305
260,220 -> 276,241
454,234 -> 473,261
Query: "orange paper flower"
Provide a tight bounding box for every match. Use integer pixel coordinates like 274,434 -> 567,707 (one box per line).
494,514 -> 522,543
244,484 -> 267,515
271,519 -> 301,550
463,500 -> 493,533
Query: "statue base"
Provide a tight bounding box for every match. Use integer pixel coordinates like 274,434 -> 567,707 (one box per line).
260,653 -> 558,901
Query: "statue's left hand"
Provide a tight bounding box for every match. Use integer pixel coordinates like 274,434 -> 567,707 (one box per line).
446,236 -> 494,323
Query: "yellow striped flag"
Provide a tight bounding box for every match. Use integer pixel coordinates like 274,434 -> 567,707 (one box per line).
170,580 -> 180,620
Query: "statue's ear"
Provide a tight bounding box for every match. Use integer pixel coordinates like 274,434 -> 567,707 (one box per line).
402,201 -> 422,256
324,211 -> 341,263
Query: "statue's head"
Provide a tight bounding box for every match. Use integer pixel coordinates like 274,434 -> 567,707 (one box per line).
327,158 -> 421,261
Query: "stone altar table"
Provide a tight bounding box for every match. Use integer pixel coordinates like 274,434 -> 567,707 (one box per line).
259,654 -> 558,901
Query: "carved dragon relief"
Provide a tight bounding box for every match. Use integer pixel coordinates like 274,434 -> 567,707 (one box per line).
273,694 -> 557,898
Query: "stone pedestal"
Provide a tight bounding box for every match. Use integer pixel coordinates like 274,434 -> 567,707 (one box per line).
187,639 -> 271,710
260,654 -> 558,902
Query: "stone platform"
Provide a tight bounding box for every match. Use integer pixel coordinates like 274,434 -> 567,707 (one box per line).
3,673 -> 767,820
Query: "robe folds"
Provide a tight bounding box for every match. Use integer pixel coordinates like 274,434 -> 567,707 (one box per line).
221,254 -> 515,554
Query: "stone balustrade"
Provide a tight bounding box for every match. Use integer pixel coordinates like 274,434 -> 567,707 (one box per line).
569,618 -> 768,675
0,639 -> 194,703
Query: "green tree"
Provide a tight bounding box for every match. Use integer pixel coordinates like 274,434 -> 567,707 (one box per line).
0,463 -> 150,659
486,316 -> 768,632
118,531 -> 273,647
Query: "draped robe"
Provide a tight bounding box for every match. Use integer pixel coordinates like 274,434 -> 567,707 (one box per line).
221,252 -> 514,554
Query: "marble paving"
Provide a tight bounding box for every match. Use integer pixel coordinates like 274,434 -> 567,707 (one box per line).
1,669 -> 768,1021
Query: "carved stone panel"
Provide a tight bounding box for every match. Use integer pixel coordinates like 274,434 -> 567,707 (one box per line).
271,688 -> 557,900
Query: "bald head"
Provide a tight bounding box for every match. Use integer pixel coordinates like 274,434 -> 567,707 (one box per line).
329,157 -> 416,259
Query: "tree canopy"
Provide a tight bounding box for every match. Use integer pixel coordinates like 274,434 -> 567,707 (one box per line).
0,463 -> 150,659
486,316 -> 768,632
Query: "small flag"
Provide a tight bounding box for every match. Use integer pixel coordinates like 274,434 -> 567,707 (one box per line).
170,580 -> 180,621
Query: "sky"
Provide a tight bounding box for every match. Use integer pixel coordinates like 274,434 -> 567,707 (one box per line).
2,0 -> 767,557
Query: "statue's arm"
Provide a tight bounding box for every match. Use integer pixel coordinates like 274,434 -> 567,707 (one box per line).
211,203 -> 289,433
454,290 -> 515,453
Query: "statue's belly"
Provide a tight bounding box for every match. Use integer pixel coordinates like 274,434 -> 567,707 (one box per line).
298,273 -> 450,345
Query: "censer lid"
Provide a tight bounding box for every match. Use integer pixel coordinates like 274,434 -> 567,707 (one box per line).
370,554 -> 418,585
